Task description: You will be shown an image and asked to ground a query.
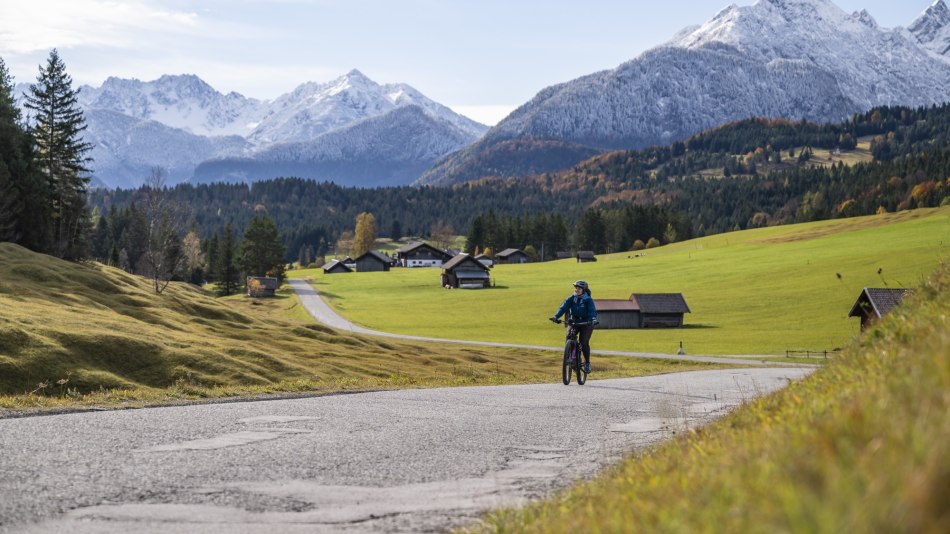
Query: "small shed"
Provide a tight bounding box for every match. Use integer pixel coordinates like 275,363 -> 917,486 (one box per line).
577,251 -> 597,263
322,259 -> 352,274
340,256 -> 356,270
355,250 -> 392,272
556,251 -> 574,260
441,253 -> 491,289
848,287 -> 909,330
593,293 -> 690,329
496,248 -> 529,264
246,276 -> 279,297
395,241 -> 452,268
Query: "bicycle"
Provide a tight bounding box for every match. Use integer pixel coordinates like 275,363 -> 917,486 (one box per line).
551,318 -> 593,385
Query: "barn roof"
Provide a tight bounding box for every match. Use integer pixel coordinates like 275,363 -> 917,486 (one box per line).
595,299 -> 639,311
355,250 -> 391,264
849,287 -> 909,319
247,276 -> 279,289
443,253 -> 489,271
577,251 -> 596,259
323,259 -> 352,273
496,248 -> 525,258
631,293 -> 691,314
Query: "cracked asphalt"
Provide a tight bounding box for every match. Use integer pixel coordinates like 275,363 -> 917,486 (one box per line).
0,367 -> 812,533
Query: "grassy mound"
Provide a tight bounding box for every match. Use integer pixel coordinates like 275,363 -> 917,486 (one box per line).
0,243 -> 722,409
470,261 -> 950,533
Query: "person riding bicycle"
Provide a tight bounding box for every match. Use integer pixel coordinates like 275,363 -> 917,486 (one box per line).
550,280 -> 598,374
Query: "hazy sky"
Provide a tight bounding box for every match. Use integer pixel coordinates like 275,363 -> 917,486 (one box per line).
0,0 -> 939,125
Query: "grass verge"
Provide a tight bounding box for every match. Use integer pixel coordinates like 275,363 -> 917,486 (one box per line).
463,260 -> 950,533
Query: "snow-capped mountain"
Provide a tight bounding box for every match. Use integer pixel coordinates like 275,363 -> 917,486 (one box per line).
21,71 -> 488,189
192,105 -> 477,188
418,0 -> 950,186
908,0 -> 950,57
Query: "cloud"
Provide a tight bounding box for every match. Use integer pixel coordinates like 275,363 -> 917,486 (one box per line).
0,0 -> 198,54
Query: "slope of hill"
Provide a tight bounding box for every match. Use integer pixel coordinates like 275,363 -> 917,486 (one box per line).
418,0 -> 950,186
306,207 -> 950,355
474,255 -> 950,533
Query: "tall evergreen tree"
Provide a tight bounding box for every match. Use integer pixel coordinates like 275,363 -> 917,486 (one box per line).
216,222 -> 240,296
239,216 -> 286,282
24,49 -> 93,259
0,57 -> 39,246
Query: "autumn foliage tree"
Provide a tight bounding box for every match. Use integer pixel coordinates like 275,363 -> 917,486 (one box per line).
353,211 -> 377,257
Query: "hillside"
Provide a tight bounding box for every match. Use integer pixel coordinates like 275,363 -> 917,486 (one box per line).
0,243 -> 715,407
304,207 -> 950,355
472,246 -> 950,533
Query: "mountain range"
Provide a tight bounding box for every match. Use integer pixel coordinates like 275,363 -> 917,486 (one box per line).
16,0 -> 950,190
417,0 -> 950,185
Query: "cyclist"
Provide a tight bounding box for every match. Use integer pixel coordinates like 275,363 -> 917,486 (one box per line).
550,280 -> 598,373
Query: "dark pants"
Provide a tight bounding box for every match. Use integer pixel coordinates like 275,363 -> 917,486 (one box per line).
577,324 -> 594,363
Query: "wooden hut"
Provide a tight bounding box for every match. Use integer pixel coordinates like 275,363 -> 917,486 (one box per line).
848,287 -> 909,330
246,277 -> 279,297
395,241 -> 452,268
576,251 -> 597,263
441,253 -> 491,289
496,248 -> 529,264
593,293 -> 690,329
355,251 -> 392,272
322,259 -> 352,274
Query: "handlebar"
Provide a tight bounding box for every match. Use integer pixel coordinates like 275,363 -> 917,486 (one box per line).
550,318 -> 597,326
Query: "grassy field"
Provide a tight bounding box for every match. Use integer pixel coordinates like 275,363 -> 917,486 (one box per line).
293,207 -> 950,356
464,259 -> 950,534
0,242 -> 722,412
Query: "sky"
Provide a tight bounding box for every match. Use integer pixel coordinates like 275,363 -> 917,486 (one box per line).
0,0 -> 940,125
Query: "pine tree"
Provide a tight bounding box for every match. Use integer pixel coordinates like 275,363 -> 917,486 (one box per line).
239,216 -> 286,282
24,49 -> 93,259
216,222 -> 240,296
0,57 -> 37,245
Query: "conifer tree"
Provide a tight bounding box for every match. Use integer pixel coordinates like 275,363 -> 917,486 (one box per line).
239,216 -> 286,282
24,49 -> 93,259
0,57 -> 40,246
216,222 -> 240,296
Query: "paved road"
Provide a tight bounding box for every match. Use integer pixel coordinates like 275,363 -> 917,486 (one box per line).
288,279 -> 807,367
0,368 -> 812,533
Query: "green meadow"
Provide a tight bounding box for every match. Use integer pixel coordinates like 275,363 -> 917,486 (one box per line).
294,207 -> 950,356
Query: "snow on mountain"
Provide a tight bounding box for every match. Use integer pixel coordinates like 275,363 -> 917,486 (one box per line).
418,0 -> 950,186
31,70 -> 489,189
908,0 -> 950,57
192,105 -> 478,188
78,75 -> 266,138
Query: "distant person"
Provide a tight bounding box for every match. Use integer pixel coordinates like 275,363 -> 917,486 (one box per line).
550,280 -> 598,373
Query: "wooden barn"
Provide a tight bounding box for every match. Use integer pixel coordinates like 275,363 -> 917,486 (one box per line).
440,253 -> 491,289
396,241 -> 452,268
355,250 -> 392,272
246,276 -> 279,297
848,287 -> 909,331
475,254 -> 494,268
496,248 -> 529,264
556,251 -> 574,260
593,293 -> 691,329
576,251 -> 597,263
322,259 -> 352,274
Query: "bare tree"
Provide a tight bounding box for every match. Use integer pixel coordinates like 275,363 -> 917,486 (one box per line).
140,167 -> 186,293
430,219 -> 455,252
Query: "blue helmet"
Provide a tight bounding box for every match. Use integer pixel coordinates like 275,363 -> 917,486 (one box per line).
573,280 -> 588,290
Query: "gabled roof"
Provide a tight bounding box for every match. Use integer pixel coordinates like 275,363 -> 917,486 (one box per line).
496,248 -> 526,258
247,276 -> 279,289
595,299 -> 639,311
322,259 -> 352,273
577,251 -> 596,259
849,288 -> 909,319
355,250 -> 391,264
443,253 -> 490,272
395,241 -> 450,259
631,293 -> 690,314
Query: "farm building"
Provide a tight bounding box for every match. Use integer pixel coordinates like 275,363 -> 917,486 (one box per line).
577,251 -> 597,263
355,251 -> 392,272
395,241 -> 452,268
496,248 -> 529,264
593,293 -> 691,329
246,277 -> 279,297
475,254 -> 494,268
322,260 -> 352,274
556,251 -> 574,260
848,287 -> 909,331
441,253 -> 491,289
340,256 -> 356,270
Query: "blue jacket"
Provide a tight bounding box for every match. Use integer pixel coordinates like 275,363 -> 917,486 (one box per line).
554,292 -> 598,323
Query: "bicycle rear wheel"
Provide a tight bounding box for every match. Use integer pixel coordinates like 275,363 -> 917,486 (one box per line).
562,341 -> 575,385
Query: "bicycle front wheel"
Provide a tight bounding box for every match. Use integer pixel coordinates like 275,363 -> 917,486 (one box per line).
576,355 -> 587,385
562,341 -> 575,385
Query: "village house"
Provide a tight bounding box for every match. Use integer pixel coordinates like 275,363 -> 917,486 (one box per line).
441,253 -> 491,289
593,293 -> 691,329
322,259 -> 352,274
848,287 -> 909,331
246,276 -> 279,297
355,250 -> 392,272
395,241 -> 452,268
495,248 -> 529,264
